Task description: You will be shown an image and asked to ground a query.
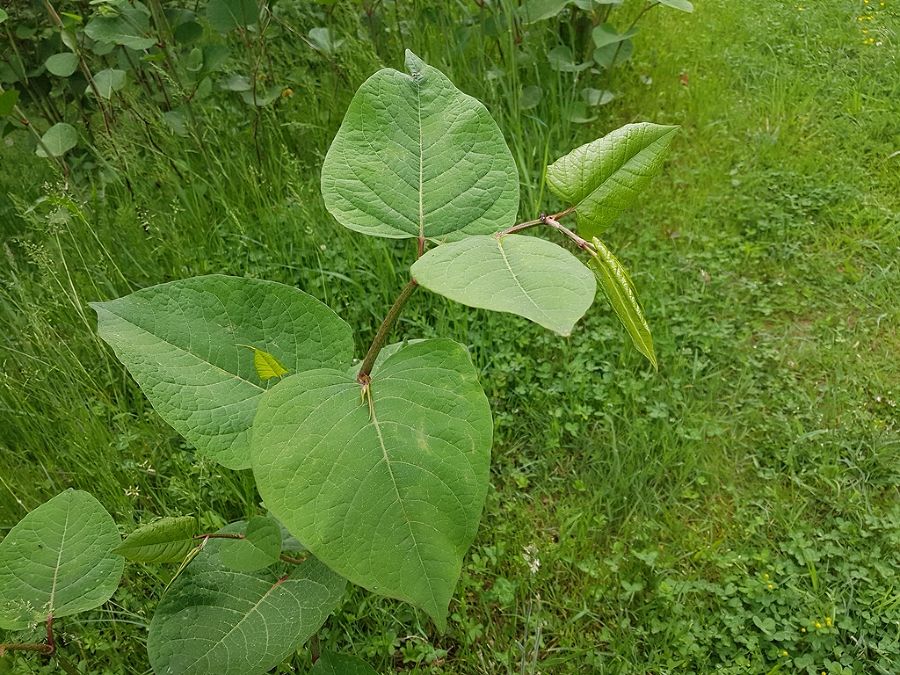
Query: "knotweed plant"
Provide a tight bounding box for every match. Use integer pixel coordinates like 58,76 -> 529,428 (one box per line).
0,51 -> 676,673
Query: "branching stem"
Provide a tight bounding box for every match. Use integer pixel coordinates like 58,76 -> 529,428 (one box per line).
357,279 -> 418,383
500,206 -> 576,235
0,615 -> 55,657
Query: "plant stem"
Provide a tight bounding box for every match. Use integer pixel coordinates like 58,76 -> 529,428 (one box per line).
279,553 -> 306,565
500,206 -> 576,236
357,279 -> 418,383
609,1 -> 659,69
194,532 -> 245,540
541,215 -> 596,253
309,633 -> 321,664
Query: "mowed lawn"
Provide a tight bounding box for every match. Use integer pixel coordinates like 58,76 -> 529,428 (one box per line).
1,0 -> 898,673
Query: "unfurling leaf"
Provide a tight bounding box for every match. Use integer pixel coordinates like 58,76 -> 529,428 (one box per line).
321,50 -> 519,241
589,237 -> 657,369
547,123 -> 678,238
412,234 -> 596,336
252,339 -> 492,630
114,516 -> 198,563
0,490 -> 123,630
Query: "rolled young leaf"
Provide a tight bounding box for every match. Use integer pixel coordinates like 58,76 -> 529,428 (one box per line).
589,237 -> 657,369
148,523 -> 345,675
252,339 -> 492,631
411,234 -> 596,336
92,275 -> 353,470
115,516 -> 198,563
547,123 -> 678,238
0,490 -> 124,630
321,50 -> 519,241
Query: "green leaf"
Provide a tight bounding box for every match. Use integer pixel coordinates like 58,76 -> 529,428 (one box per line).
589,237 -> 656,368
219,516 -> 281,572
548,45 -> 592,73
321,50 -> 519,241
518,0 -> 569,23
591,23 -> 637,49
148,523 -> 345,675
0,490 -> 124,630
249,347 -> 288,380
114,516 -> 197,563
0,89 -> 19,117
92,275 -> 353,470
91,68 -> 126,99
546,123 -> 678,238
252,339 -> 492,630
36,122 -> 77,157
206,0 -> 258,33
84,10 -> 156,50
45,52 -> 79,77
0,9 -> 7,24
310,651 -> 379,675
593,39 -> 633,69
412,234 -> 596,336
659,0 -> 694,12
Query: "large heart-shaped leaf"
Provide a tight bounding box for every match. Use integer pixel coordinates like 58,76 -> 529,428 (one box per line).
115,516 -> 198,563
0,490 -> 123,630
589,237 -> 656,368
321,50 -> 519,241
252,339 -> 492,630
411,234 -> 596,336
148,523 -> 344,675
92,275 -> 353,470
547,123 -> 678,238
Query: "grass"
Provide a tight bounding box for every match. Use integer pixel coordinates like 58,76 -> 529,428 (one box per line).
1,0 -> 898,673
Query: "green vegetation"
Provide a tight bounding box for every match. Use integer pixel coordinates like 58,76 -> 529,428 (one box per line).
1,0 -> 898,673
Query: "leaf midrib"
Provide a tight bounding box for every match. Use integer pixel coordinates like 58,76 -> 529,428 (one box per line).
367,389 -> 439,611
47,500 -> 72,616
495,238 -> 557,326
96,304 -> 264,392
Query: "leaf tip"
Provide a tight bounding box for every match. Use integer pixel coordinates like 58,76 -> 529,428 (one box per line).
404,49 -> 425,78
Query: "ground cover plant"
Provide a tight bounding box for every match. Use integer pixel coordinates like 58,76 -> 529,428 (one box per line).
1,0 -> 898,673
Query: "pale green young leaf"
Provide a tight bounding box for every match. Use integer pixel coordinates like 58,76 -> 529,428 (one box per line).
92,275 -> 353,470
411,234 -> 596,336
250,347 -> 288,380
219,516 -> 281,572
148,523 -> 345,675
310,651 -> 379,675
659,0 -> 694,12
0,9 -> 7,24
321,50 -> 519,241
589,237 -> 657,369
45,52 -> 79,77
0,490 -> 124,630
547,123 -> 678,238
114,516 -> 197,563
252,339 -> 492,630
36,122 -> 77,157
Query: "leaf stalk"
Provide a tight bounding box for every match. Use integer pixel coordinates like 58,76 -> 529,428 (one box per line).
357,278 -> 418,383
